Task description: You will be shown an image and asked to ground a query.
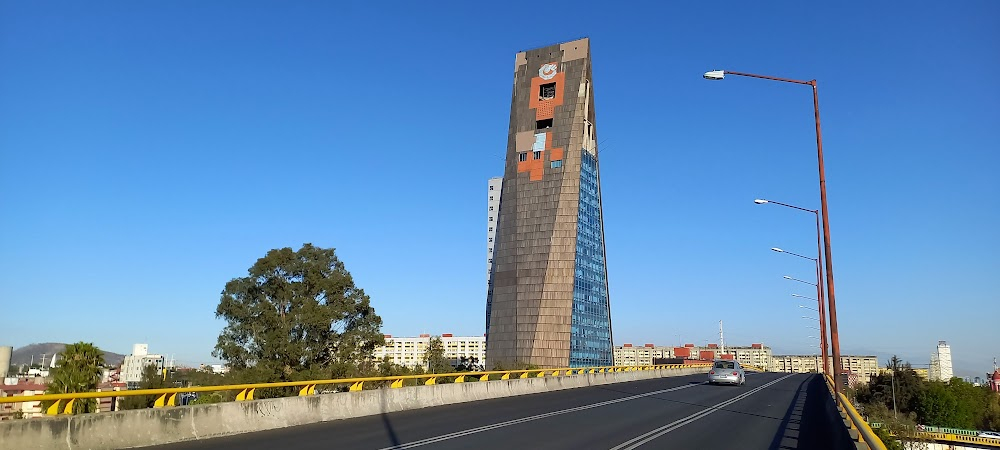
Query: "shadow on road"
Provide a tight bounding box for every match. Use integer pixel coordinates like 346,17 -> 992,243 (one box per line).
767,374 -> 839,450
379,389 -> 401,447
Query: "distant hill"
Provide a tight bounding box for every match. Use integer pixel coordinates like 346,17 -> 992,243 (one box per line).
10,343 -> 125,368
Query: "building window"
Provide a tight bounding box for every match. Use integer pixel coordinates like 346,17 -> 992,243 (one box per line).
489,196 -> 493,201
488,258 -> 493,263
518,152 -> 527,162
536,118 -> 553,129
489,206 -> 494,211
539,83 -> 556,100
533,150 -> 541,160
551,160 -> 562,168
489,217 -> 493,222
488,227 -> 493,232
489,185 -> 494,191
488,247 -> 493,253
488,237 -> 493,243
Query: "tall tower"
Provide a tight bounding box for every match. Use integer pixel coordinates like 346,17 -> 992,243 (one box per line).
486,38 -> 613,368
935,341 -> 953,381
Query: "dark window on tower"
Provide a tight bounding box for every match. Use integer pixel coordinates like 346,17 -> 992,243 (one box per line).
536,118 -> 553,129
533,151 -> 541,160
518,152 -> 528,162
539,83 -> 556,100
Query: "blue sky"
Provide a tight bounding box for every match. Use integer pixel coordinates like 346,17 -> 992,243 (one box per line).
1,1 -> 996,377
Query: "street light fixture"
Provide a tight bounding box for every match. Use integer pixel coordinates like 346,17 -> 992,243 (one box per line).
782,271 -> 831,376
709,67 -> 842,398
703,70 -> 725,80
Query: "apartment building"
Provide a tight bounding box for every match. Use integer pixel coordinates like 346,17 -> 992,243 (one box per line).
374,334 -> 486,370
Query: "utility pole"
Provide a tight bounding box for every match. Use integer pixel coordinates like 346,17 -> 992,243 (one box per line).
719,320 -> 725,356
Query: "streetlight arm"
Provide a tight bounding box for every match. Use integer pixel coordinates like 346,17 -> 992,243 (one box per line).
724,71 -> 814,86
784,275 -> 818,287
786,250 -> 817,261
758,199 -> 818,214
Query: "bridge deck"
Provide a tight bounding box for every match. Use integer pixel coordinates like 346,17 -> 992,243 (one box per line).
150,373 -> 843,450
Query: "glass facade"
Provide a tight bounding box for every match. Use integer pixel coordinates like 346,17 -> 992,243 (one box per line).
570,149 -> 613,367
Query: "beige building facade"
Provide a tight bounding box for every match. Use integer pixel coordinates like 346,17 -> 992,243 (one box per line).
374,334 -> 486,370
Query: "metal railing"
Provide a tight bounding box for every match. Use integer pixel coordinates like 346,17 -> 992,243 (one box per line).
0,363 -> 708,416
824,374 -> 888,450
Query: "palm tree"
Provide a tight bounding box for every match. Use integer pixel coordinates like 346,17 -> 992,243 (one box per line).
42,342 -> 105,414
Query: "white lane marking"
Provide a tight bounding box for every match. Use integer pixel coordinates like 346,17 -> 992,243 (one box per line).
609,374 -> 795,450
377,380 -> 705,450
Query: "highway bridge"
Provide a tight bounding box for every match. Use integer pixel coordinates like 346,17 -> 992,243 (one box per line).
4,363 -> 998,449
148,372 -> 836,450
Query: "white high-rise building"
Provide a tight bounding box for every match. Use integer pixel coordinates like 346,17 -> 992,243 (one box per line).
485,176 -> 502,333
120,343 -> 164,388
930,341 -> 953,382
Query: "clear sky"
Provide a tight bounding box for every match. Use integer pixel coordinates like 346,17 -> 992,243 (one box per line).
1,1 -> 997,377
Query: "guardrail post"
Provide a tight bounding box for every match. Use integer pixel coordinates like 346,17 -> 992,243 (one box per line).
501,372 -> 510,380
154,394 -> 168,408
390,379 -> 404,389
519,372 -> 528,379
46,400 -> 62,415
63,398 -> 75,415
349,382 -> 364,392
455,376 -> 465,383
425,377 -> 436,386
236,388 -> 256,401
479,374 -> 489,382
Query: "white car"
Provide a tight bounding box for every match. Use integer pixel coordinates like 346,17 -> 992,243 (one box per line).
979,431 -> 1000,440
708,360 -> 746,386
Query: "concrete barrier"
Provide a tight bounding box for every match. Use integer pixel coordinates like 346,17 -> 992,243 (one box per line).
0,366 -> 707,449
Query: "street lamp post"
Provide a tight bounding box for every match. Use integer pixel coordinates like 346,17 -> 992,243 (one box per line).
707,68 -> 842,396
776,248 -> 832,377
761,200 -> 838,397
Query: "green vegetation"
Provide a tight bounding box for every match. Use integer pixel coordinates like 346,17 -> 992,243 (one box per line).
424,336 -> 451,374
213,244 -> 385,397
42,342 -> 106,414
121,364 -> 178,410
855,356 -> 1000,432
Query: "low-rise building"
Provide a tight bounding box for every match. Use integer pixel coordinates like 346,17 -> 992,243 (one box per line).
614,344 -> 673,366
0,381 -> 47,420
772,355 -> 879,385
374,334 -> 486,370
614,343 -> 773,371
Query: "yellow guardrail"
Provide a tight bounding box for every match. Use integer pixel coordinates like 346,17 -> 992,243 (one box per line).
823,374 -> 888,450
0,363 -> 709,416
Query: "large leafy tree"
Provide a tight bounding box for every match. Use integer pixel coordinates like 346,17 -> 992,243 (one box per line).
42,342 -> 105,414
424,336 -> 451,374
213,244 -> 385,383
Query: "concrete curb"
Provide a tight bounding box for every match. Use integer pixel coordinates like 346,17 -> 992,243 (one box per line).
0,367 -> 707,449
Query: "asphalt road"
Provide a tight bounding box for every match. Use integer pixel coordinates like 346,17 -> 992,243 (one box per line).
151,372 -> 843,450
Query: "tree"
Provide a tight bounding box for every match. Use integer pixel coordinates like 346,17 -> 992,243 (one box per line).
454,356 -> 484,372
424,336 -> 451,374
983,392 -> 1000,431
214,244 -> 385,388
121,364 -> 176,410
42,342 -> 105,414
